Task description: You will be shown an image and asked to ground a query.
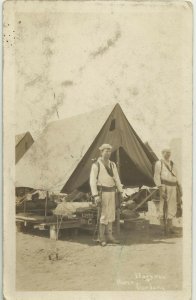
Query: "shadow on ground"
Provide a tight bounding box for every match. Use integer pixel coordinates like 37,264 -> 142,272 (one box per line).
20,223 -> 182,247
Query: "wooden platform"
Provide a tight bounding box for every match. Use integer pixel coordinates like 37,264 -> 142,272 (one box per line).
16,213 -> 80,239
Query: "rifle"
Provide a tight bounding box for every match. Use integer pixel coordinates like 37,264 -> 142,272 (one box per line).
163,195 -> 168,235
92,187 -> 102,242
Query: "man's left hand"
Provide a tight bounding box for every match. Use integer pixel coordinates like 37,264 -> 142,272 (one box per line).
121,190 -> 128,200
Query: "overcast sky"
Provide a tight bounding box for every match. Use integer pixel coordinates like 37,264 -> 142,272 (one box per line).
11,1 -> 191,156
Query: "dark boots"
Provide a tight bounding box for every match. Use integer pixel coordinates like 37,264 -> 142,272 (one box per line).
106,222 -> 120,244
99,222 -> 120,246
99,224 -> 107,246
167,219 -> 176,234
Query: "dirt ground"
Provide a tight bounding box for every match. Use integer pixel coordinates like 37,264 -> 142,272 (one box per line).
16,223 -> 182,291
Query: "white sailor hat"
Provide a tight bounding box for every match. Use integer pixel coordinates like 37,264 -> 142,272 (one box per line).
162,147 -> 171,153
99,143 -> 112,151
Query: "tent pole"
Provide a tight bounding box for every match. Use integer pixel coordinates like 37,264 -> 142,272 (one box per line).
45,191 -> 48,217
116,148 -> 121,236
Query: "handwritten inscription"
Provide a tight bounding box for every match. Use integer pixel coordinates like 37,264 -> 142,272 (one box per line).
117,273 -> 166,290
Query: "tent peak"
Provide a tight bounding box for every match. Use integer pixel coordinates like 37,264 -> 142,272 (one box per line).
110,102 -> 123,114
114,102 -> 121,109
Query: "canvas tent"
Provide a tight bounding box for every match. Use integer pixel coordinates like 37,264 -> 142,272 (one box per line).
144,142 -> 158,161
16,103 -> 157,193
15,131 -> 34,164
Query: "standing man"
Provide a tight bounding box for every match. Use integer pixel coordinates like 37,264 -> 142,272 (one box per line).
154,147 -> 180,233
90,144 -> 124,246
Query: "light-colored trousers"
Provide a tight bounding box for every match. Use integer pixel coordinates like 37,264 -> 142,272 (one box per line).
159,185 -> 177,219
100,191 -> 116,225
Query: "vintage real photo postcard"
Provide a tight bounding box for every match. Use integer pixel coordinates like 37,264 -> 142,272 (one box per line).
3,1 -> 193,300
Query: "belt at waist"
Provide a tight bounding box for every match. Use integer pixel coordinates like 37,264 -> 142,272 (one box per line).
97,185 -> 116,192
161,179 -> 177,186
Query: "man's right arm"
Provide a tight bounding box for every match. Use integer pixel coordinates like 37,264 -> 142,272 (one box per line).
154,160 -> 162,188
89,163 -> 99,197
154,160 -> 165,199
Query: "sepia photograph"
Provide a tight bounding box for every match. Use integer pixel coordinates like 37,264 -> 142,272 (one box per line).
3,1 -> 192,299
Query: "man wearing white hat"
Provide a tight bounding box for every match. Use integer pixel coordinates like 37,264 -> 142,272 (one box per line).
154,147 -> 180,233
90,143 -> 124,246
